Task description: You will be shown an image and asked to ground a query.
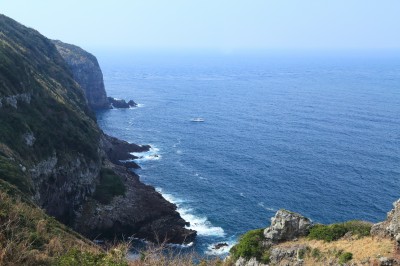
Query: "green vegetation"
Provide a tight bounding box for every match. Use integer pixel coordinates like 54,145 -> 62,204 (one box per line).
308,220 -> 372,242
311,248 -> 322,260
230,228 -> 265,261
338,252 -> 353,264
56,248 -> 128,266
93,168 -> 126,204
0,155 -> 32,194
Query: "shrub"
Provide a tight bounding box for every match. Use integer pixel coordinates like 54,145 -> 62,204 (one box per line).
308,224 -> 347,242
342,220 -> 371,238
338,252 -> 353,264
56,249 -> 128,266
308,220 -> 372,242
230,229 -> 265,260
311,248 -> 321,259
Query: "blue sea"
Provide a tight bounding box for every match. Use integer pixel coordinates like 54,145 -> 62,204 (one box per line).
95,51 -> 400,255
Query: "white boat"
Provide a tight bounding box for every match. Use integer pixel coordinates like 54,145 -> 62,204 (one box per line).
191,118 -> 205,122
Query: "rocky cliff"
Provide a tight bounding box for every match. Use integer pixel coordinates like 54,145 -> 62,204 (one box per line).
0,14 -> 195,245
52,40 -> 109,109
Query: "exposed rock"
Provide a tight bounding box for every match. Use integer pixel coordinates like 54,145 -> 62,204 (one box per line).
379,257 -> 400,266
214,242 -> 229,249
371,199 -> 400,243
101,134 -> 150,163
75,165 -> 196,244
53,40 -> 110,109
269,245 -> 307,265
29,153 -> 99,224
235,257 -> 268,266
264,209 -> 312,243
22,132 -> 35,146
108,97 -> 137,108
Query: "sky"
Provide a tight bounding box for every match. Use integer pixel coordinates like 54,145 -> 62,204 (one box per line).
1,0 -> 400,52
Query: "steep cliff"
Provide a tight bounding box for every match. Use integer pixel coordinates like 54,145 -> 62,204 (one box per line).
0,14 -> 195,245
52,40 -> 110,109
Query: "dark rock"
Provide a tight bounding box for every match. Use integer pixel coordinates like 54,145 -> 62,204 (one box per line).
101,134 -> 150,164
108,97 -> 137,108
264,209 -> 312,243
75,166 -> 196,244
214,243 -> 229,249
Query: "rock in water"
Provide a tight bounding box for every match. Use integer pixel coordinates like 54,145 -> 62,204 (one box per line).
108,97 -> 137,108
264,209 -> 312,242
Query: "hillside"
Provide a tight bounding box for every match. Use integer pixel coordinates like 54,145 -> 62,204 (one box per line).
0,12 -> 195,259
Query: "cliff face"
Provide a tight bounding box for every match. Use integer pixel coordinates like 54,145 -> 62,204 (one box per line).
52,40 -> 109,109
0,14 -> 195,244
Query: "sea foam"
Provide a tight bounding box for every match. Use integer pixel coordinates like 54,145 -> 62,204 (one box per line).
131,146 -> 161,162
156,188 -> 225,238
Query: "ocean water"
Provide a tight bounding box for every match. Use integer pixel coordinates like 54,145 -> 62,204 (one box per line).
95,52 -> 400,255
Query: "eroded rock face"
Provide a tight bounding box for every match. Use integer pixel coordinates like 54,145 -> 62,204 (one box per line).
53,40 -> 109,109
264,209 -> 312,243
371,199 -> 400,244
75,165 -> 196,244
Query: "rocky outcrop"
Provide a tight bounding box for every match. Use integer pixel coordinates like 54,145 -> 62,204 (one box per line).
101,134 -> 150,169
75,165 -> 196,244
108,97 -> 137,108
371,199 -> 400,244
264,209 -> 312,243
53,40 -> 109,109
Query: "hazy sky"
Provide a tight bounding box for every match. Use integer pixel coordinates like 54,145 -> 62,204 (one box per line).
2,0 -> 400,52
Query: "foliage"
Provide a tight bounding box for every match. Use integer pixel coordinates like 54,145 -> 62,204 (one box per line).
56,248 -> 128,266
338,252 -> 353,264
0,155 -> 32,194
230,229 -> 265,261
93,168 -> 126,204
308,220 -> 372,242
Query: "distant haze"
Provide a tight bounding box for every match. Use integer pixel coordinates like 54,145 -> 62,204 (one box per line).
2,0 -> 400,53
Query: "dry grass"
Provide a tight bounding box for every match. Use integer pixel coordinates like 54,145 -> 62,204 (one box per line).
278,236 -> 396,265
0,188 -> 99,265
127,241 -> 232,266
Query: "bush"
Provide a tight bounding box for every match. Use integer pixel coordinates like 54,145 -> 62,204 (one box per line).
342,220 -> 371,237
311,248 -> 321,259
308,220 -> 372,242
338,252 -> 353,264
56,249 -> 128,266
230,229 -> 265,261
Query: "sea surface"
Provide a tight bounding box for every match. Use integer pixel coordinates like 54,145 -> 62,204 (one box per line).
95,51 -> 400,255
